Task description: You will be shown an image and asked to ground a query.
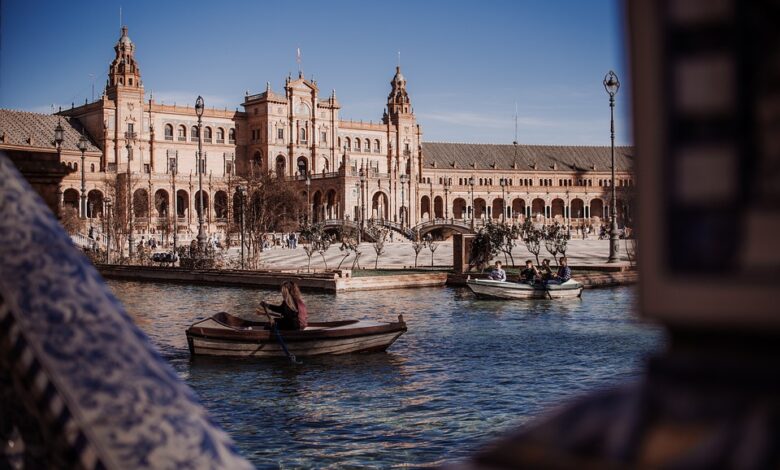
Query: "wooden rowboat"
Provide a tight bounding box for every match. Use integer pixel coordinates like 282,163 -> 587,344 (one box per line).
186,312 -> 407,357
466,278 -> 584,300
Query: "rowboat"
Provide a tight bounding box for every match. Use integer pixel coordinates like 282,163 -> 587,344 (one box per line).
466,277 -> 584,300
186,312 -> 407,357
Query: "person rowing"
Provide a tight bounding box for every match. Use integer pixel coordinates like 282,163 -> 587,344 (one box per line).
258,281 -> 308,330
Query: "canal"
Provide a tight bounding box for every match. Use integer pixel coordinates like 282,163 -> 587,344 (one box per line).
109,281 -> 662,468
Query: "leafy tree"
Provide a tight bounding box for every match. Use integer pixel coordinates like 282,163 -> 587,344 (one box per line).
520,218 -> 543,265
468,226 -> 499,272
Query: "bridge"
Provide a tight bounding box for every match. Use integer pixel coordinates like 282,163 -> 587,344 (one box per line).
320,217 -> 481,240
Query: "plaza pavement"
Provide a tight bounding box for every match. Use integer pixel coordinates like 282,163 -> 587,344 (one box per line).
241,239 -> 633,270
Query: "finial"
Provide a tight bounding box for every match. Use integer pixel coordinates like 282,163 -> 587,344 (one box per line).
266,81 -> 271,92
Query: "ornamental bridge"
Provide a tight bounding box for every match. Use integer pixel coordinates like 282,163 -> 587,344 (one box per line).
321,217 -> 481,240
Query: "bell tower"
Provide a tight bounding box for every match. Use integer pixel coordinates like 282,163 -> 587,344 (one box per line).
106,26 -> 143,100
387,66 -> 411,120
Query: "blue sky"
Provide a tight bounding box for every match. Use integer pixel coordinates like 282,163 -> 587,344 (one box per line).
0,0 -> 630,145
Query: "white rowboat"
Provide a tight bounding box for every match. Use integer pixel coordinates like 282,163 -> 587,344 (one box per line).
466,278 -> 584,300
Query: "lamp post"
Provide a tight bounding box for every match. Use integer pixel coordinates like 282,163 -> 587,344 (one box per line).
603,70 -> 620,263
359,168 -> 366,238
105,197 -> 112,263
171,152 -> 178,257
399,174 -> 409,229
237,185 -> 246,269
444,178 -> 450,220
126,140 -> 134,259
54,120 -> 64,214
77,133 -> 88,219
195,96 -> 207,252
469,175 -> 475,229
306,174 -> 312,224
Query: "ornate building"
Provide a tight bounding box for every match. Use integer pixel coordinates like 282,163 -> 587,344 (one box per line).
0,26 -> 634,245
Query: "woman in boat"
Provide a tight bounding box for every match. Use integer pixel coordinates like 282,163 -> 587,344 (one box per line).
259,281 -> 308,330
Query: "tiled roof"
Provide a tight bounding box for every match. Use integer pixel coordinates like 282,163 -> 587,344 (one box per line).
0,109 -> 101,153
421,142 -> 633,172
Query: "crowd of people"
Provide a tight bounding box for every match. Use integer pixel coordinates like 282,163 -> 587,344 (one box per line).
488,257 -> 572,285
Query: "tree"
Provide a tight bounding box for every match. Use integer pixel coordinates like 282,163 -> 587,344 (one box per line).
300,223 -> 332,272
410,229 -> 426,268
468,226 -> 499,272
520,218 -> 543,265
365,223 -> 389,270
336,229 -> 359,270
243,171 -> 306,268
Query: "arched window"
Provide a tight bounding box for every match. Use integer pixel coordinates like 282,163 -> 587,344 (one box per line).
164,124 -> 173,141
90,163 -> 95,172
300,127 -> 307,143
191,126 -> 199,142
354,138 -> 361,151
374,139 -> 381,153
228,128 -> 236,143
216,128 -> 225,143
74,162 -> 78,171
364,139 -> 371,152
204,127 -> 212,143
345,137 -> 351,149
178,125 -> 186,141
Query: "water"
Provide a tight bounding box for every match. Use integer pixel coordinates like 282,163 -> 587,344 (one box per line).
109,281 -> 662,468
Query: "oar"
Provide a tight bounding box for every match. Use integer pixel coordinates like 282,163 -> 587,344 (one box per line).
262,304 -> 301,365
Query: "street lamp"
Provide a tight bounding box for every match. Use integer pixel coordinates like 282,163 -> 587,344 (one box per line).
237,185 -> 246,269
77,132 -> 88,219
305,174 -> 312,224
105,197 -> 112,264
499,177 -> 507,223
444,178 -> 451,220
171,152 -> 178,257
54,120 -> 64,213
603,70 -> 620,263
468,175 -> 475,229
399,173 -> 409,228
359,168 -> 367,237
195,95 -> 207,252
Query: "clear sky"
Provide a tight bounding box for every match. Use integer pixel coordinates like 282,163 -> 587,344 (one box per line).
0,0 -> 631,145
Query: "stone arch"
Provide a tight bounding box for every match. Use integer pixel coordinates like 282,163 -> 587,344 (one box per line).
176,189 -> 189,217
433,195 -> 444,219
214,190 -> 228,219
551,198 -> 565,220
133,189 -> 149,218
474,198 -> 486,219
590,198 -> 604,222
453,197 -> 467,219
326,189 -> 338,219
372,191 -> 389,220
420,195 -> 431,220
194,190 -> 209,218
491,198 -> 505,220
531,198 -> 545,219
87,189 -> 104,218
512,198 -> 526,221
296,156 -> 308,176
571,198 -> 585,221
320,155 -> 329,173
312,190 -> 323,223
154,189 -> 169,218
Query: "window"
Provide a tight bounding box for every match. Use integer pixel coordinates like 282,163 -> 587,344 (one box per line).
178,125 -> 186,141
354,138 -> 360,151
143,163 -> 150,174
74,162 -> 78,171
164,124 -> 173,141
90,163 -> 95,172
204,127 -> 212,143
321,131 -> 327,143
226,161 -> 234,175
374,139 -> 381,153
127,123 -> 134,137
277,128 -> 284,140
229,128 -> 236,144
191,126 -> 199,142
300,127 -> 307,143
168,157 -> 177,174
198,157 -> 206,174
365,139 -> 371,152
217,128 -> 225,143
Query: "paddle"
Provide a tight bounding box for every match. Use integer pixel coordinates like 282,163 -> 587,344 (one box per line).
262,303 -> 301,365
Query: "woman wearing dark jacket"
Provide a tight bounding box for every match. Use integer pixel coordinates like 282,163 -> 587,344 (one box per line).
259,281 -> 308,330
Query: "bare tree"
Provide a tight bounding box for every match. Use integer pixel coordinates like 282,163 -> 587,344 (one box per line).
425,234 -> 439,267
410,228 -> 426,268
365,224 -> 389,270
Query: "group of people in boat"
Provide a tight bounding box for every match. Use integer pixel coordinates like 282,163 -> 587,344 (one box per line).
488,257 -> 572,285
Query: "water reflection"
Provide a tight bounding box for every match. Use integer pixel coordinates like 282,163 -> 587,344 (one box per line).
109,281 -> 662,468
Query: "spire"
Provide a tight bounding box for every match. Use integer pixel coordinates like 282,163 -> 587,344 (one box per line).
107,25 -> 142,98
387,66 -> 411,117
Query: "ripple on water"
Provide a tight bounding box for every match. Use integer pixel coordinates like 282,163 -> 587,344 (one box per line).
108,280 -> 662,468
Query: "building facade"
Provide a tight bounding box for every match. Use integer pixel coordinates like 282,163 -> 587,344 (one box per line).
1,26 -> 634,246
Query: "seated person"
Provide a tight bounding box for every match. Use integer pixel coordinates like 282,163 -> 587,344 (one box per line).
550,256 -> 572,284
539,259 -> 553,281
488,261 -> 507,282
259,281 -> 308,330
520,260 -> 540,283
